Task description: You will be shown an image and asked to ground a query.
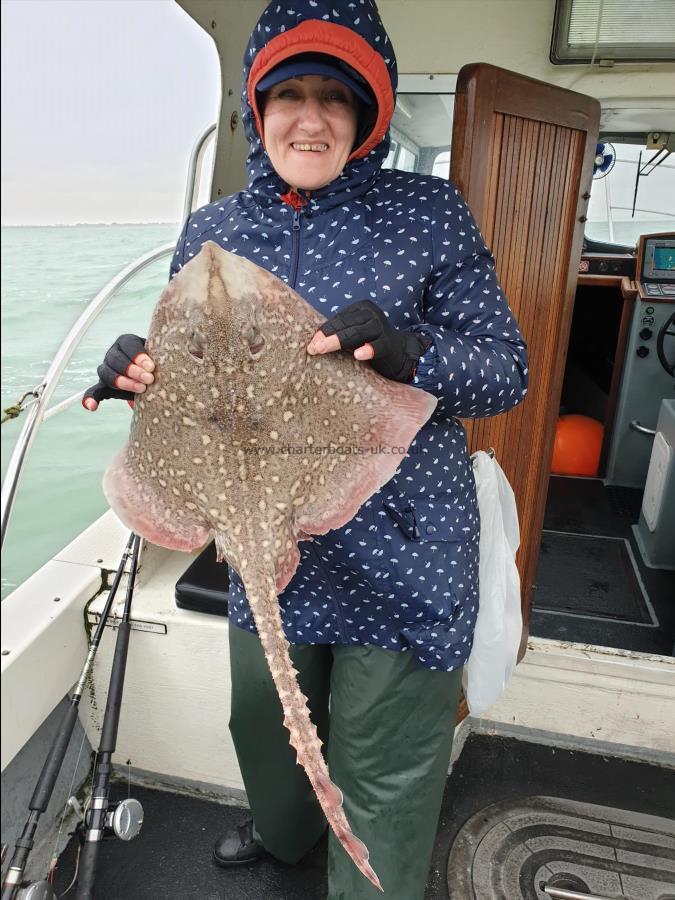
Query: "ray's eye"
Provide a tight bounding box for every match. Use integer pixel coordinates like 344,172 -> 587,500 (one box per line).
242,323 -> 265,356
188,330 -> 205,362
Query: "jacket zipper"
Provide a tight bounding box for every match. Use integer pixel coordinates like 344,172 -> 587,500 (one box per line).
280,189 -> 307,288
290,204 -> 302,289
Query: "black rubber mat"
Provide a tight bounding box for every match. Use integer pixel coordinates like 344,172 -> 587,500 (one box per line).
543,477 -> 642,538
534,531 -> 652,624
532,475 -> 675,654
49,735 -> 675,900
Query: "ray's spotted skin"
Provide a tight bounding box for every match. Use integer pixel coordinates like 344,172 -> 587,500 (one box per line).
103,242 -> 436,890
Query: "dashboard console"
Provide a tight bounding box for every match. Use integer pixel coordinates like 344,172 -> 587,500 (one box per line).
639,235 -> 675,300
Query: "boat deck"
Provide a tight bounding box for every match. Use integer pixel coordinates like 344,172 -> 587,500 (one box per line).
531,476 -> 674,655
46,475 -> 675,898
50,734 -> 675,899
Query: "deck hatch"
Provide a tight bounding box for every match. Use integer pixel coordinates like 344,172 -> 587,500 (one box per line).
446,795 -> 675,900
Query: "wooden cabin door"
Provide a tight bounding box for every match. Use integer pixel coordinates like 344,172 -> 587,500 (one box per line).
450,64 -> 600,643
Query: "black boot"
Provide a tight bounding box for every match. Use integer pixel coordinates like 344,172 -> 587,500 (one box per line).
212,819 -> 268,867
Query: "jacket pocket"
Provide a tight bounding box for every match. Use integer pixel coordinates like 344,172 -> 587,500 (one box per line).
381,495 -> 471,543
375,494 -> 476,624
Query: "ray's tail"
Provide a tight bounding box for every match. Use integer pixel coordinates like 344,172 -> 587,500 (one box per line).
242,569 -> 383,893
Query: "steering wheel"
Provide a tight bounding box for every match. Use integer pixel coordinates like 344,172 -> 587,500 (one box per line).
656,310 -> 675,377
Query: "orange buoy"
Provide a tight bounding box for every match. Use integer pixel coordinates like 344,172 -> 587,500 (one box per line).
551,414 -> 604,477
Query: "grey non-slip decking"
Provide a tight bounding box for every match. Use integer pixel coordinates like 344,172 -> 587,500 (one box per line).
50,735 -> 675,899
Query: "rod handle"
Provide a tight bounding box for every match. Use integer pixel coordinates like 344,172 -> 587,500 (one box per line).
75,837 -> 101,900
98,622 -> 131,752
29,704 -> 79,811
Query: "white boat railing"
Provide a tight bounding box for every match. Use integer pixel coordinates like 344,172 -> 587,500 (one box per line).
182,123 -> 216,227
0,123 -> 217,551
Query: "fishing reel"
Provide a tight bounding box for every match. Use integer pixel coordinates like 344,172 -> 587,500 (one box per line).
74,797 -> 145,843
10,884 -> 57,900
0,801 -> 143,900
1,845 -> 56,900
106,797 -> 145,841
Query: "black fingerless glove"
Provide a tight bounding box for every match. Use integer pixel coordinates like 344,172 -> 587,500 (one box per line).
319,300 -> 432,382
82,333 -> 147,406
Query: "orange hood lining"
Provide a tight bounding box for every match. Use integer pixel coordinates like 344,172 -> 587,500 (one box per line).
247,19 -> 394,163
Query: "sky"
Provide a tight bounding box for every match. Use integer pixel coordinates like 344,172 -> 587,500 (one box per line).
3,0 -> 673,230
1,0 -> 221,225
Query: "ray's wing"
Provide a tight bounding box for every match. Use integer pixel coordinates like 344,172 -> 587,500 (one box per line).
281,359 -> 436,542
103,448 -> 210,551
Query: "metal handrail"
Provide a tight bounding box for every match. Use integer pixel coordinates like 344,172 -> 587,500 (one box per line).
0,122 -> 217,552
182,123 -> 217,226
0,243 -> 174,548
629,419 -> 657,436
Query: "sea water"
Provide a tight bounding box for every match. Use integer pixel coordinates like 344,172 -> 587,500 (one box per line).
1,224 -> 180,598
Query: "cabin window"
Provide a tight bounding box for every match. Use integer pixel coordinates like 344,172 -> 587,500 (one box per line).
586,136 -> 675,248
383,76 -> 456,177
432,150 -> 451,179
551,0 -> 675,64
383,140 -> 399,170
396,145 -> 418,173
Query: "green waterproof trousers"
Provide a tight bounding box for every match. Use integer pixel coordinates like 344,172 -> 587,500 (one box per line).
228,624 -> 463,900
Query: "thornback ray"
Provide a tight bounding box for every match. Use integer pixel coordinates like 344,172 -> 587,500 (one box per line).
103,241 -> 437,891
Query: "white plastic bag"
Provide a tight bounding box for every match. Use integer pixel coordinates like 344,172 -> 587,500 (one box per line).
462,450 -> 522,716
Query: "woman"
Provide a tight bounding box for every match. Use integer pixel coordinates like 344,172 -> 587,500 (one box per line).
84,1 -> 528,897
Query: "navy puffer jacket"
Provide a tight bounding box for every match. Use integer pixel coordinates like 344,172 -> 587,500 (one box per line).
170,0 -> 528,671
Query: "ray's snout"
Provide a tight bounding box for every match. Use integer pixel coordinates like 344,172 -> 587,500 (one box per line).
199,242 -> 272,311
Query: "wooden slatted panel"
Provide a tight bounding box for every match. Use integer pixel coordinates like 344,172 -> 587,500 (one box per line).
450,64 -> 600,626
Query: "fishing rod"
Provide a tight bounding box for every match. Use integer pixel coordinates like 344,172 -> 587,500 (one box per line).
1,533 -> 136,900
74,533 -> 143,900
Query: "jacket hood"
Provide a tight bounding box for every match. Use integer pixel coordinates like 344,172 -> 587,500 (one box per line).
241,0 -> 397,209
